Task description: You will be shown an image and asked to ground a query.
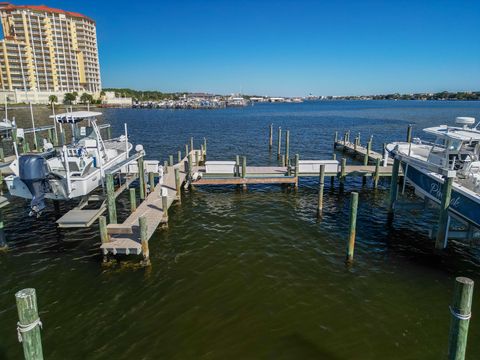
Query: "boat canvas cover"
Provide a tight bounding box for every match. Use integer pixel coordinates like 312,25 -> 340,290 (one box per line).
50,111 -> 102,124
423,126 -> 480,141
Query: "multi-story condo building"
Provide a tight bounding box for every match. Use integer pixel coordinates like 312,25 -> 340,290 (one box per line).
0,2 -> 101,101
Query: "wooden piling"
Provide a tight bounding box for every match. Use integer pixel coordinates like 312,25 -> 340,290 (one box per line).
235,155 -> 240,177
106,173 -> 117,224
129,188 -> 136,212
285,130 -> 290,164
340,158 -> 346,185
185,144 -> 189,159
277,127 -> 282,159
190,137 -> 194,154
346,192 -> 359,262
294,154 -> 299,188
331,153 -> 336,186
269,123 -> 273,149
163,160 -> 168,174
354,136 -> 358,151
106,126 -> 112,140
388,158 -> 400,214
364,137 -> 372,166
200,144 -> 205,162
448,277 -> 474,360
195,151 -> 199,166
162,194 -> 169,222
99,215 -> 109,243
149,172 -> 155,193
281,154 -> 285,167
177,150 -> 181,163
169,155 -> 174,166
242,156 -> 246,178
138,156 -> 145,200
407,124 -> 413,143
203,138 -> 207,160
318,164 -> 325,215
334,131 -> 338,149
139,216 -> 150,266
99,215 -> 109,262
187,153 -> 193,178
436,175 -> 454,249
373,158 -> 380,188
15,288 -> 44,360
175,168 -> 181,202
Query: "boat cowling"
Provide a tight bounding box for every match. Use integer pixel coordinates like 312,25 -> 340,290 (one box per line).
19,155 -> 50,216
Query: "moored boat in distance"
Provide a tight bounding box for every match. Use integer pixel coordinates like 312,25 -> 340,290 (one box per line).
5,111 -> 139,217
387,116 -> 480,227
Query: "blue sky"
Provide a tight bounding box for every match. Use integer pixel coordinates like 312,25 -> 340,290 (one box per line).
46,0 -> 480,96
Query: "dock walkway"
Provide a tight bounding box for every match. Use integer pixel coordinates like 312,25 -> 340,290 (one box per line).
100,155 -> 189,255
335,140 -> 393,165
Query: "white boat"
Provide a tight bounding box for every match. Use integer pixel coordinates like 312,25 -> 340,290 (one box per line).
5,111 -> 137,216
386,116 -> 480,227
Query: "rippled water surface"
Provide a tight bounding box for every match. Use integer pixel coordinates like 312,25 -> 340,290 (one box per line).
2,101 -> 480,359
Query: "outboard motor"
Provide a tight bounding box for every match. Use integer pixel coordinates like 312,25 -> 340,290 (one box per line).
19,155 -> 50,217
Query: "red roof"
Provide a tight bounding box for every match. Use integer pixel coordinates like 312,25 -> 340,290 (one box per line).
0,3 -> 95,23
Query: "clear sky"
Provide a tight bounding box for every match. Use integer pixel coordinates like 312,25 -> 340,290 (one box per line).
46,0 -> 480,96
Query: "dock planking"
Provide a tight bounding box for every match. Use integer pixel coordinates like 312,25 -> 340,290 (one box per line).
100,151 -> 196,255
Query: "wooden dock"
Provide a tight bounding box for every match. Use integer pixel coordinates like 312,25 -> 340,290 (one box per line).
192,164 -> 395,186
335,138 -> 394,165
100,152 -> 193,256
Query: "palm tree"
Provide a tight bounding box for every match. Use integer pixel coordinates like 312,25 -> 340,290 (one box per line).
80,93 -> 93,104
48,94 -> 58,105
63,93 -> 76,105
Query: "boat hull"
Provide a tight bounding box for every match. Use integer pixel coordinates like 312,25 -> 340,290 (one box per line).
402,163 -> 480,227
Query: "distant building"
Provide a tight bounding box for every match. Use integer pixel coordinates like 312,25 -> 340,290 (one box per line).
0,2 -> 101,103
101,91 -> 132,107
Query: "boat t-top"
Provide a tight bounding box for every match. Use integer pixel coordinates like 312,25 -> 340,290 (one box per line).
5,111 -> 136,217
387,116 -> 480,227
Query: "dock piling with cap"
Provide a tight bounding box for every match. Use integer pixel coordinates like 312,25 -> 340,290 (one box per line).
15,288 -> 44,360
448,277 -> 474,360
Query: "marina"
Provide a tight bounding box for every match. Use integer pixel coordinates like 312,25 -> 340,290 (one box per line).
1,101 -> 480,359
